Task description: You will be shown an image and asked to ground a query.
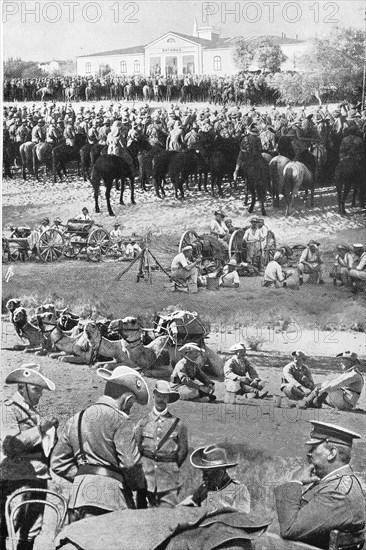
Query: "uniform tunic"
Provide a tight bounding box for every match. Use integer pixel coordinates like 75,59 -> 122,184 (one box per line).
281,361 -> 315,393
134,409 -> 188,506
224,356 -> 260,393
275,465 -> 365,549
51,396 -> 145,513
171,358 -> 212,400
320,367 -> 364,411
1,391 -> 55,544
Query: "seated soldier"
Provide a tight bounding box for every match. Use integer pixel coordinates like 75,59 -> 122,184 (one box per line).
170,343 -> 216,402
281,351 -> 315,401
243,218 -> 262,270
263,251 -> 293,288
224,343 -> 267,402
75,207 -> 92,221
304,352 -> 364,411
179,444 -> 251,513
331,244 -> 354,286
109,222 -> 125,255
210,211 -> 229,240
297,240 -> 325,285
170,246 -> 201,293
349,244 -> 366,293
219,258 -> 240,288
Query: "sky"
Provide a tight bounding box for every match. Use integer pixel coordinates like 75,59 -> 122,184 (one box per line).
2,0 -> 366,61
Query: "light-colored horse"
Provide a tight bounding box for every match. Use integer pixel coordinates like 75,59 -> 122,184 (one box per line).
283,161 -> 313,216
269,155 -> 291,207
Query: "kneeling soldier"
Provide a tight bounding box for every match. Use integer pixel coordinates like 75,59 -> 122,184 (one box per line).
134,381 -> 188,507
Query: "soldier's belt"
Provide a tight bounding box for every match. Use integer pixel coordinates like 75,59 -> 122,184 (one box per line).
142,450 -> 177,463
75,464 -> 126,486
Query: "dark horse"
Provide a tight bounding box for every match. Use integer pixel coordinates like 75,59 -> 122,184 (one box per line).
52,134 -> 86,182
335,157 -> 365,215
91,155 -> 135,216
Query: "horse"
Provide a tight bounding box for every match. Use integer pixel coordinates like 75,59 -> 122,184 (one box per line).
335,157 -> 365,215
52,134 -> 86,182
19,141 -> 37,180
80,143 -> 106,181
269,155 -> 291,207
124,83 -> 136,101
64,85 -> 76,102
36,86 -> 54,101
33,142 -> 57,180
142,84 -> 153,102
283,161 -> 313,216
91,155 -> 135,216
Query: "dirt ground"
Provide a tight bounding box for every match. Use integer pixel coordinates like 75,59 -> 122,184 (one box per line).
2,101 -> 366,542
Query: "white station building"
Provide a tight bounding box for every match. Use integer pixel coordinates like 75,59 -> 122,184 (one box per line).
76,20 -> 308,77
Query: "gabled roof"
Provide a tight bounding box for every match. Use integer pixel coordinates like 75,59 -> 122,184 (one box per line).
77,32 -> 306,58
78,45 -> 145,58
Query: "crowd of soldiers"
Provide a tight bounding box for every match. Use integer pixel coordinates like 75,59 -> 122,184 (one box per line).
3,72 -> 270,104
1,344 -> 364,549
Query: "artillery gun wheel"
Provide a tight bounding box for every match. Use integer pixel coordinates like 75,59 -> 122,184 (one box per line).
178,230 -> 200,254
87,228 -> 110,258
37,229 -> 64,263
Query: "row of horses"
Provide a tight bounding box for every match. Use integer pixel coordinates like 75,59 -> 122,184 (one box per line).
5,130 -> 364,217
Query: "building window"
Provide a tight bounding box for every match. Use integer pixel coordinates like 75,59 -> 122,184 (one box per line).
134,60 -> 140,73
167,38 -> 176,43
120,61 -> 127,73
150,57 -> 161,76
85,63 -> 91,74
213,56 -> 221,71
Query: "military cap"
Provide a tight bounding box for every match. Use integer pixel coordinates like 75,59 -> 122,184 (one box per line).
250,217 -> 258,223
191,445 -> 237,469
5,364 -> 55,390
336,351 -> 360,364
229,343 -> 246,353
182,245 -> 193,253
53,217 -> 62,223
306,421 -> 361,447
97,366 -> 149,405
353,243 -> 364,250
153,380 -> 180,403
179,343 -> 204,354
307,240 -> 320,247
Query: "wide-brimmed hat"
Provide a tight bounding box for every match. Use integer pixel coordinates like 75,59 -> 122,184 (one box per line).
336,351 -> 360,365
229,343 -> 246,353
274,251 -> 282,261
5,364 -> 55,390
214,210 -> 225,218
154,380 -> 180,403
307,240 -> 320,247
306,421 -> 361,447
190,445 -> 237,469
179,343 -> 204,354
97,366 -> 149,405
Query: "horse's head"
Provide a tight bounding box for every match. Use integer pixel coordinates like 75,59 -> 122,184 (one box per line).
13,307 -> 27,326
6,299 -> 22,314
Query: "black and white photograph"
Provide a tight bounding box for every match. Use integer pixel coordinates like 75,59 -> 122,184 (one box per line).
1,1 -> 366,549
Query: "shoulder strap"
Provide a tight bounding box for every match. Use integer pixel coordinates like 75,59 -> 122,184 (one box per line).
155,417 -> 179,452
77,409 -> 88,465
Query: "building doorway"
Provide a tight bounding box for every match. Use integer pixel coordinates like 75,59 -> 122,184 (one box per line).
165,56 -> 178,76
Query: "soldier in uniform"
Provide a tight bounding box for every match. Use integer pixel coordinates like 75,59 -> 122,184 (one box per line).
170,343 -> 216,402
63,118 -> 75,147
134,381 -> 188,508
297,240 -> 325,285
87,119 -> 99,145
304,352 -> 364,411
275,421 -> 365,549
281,350 -> 315,401
224,343 -> 266,402
51,366 -> 149,523
349,244 -> 366,292
31,119 -> 45,144
179,445 -> 251,514
1,364 -> 58,550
